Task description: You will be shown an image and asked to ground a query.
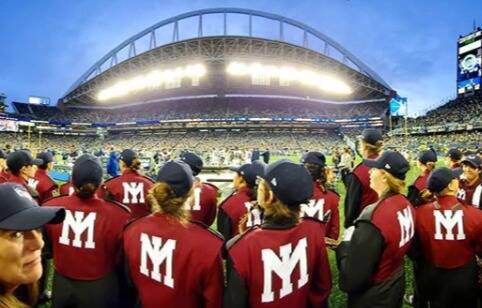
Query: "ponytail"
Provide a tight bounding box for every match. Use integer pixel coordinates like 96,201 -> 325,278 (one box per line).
75,183 -> 98,199
148,182 -> 190,224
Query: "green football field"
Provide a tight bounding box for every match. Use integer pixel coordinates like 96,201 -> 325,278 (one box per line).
42,155 -> 430,307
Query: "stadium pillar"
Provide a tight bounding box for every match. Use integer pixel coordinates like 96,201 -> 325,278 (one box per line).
38,130 -> 42,149
27,125 -> 31,149
389,114 -> 392,131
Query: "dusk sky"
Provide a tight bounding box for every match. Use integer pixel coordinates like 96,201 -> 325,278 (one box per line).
1,0 -> 481,116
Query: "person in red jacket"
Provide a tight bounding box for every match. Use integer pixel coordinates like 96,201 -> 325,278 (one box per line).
123,160 -> 224,308
43,154 -> 131,308
6,150 -> 43,198
99,149 -> 154,218
0,149 -> 9,183
301,151 -> 340,242
412,167 -> 482,308
59,181 -> 75,196
180,152 -> 219,226
224,160 -> 332,308
337,151 -> 414,308
343,128 -> 383,228
33,151 -> 58,204
217,163 -> 261,241
407,150 -> 437,207
445,148 -> 463,169
457,154 -> 482,208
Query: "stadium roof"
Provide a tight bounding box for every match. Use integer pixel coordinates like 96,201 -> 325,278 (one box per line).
62,8 -> 394,106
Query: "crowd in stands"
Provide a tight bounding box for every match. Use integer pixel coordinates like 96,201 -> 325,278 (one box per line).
1,128 -> 480,169
12,99 -> 387,123
406,94 -> 482,127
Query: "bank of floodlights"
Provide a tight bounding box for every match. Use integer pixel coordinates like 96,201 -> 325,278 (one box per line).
97,64 -> 207,101
227,62 -> 353,95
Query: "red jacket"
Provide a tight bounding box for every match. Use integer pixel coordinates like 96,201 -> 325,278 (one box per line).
185,181 -> 218,226
370,194 -> 415,283
217,186 -> 253,240
225,218 -> 332,308
457,178 -> 482,208
98,170 -> 154,218
415,195 -> 482,268
34,168 -> 58,204
124,213 -> 224,308
43,194 -> 130,280
59,181 -> 74,196
0,170 -> 10,183
301,182 -> 340,240
412,170 -> 431,191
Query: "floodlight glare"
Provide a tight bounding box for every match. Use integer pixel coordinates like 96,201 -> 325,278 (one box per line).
226,62 -> 352,95
97,63 -> 207,101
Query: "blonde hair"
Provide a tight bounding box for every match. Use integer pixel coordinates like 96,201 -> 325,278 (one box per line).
147,182 -> 190,224
380,170 -> 406,194
258,180 -> 299,225
0,282 -> 38,308
361,140 -> 383,156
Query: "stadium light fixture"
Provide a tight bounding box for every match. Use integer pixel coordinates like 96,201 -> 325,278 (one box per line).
226,62 -> 352,95
97,64 -> 207,101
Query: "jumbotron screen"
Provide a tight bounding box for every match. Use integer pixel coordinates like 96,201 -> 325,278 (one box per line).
457,29 -> 482,95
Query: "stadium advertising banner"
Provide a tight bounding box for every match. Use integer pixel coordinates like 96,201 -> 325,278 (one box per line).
0,119 -> 19,132
457,30 -> 482,95
389,96 -> 408,116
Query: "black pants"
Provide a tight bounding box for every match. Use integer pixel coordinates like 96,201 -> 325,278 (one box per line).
52,270 -> 120,308
348,269 -> 405,308
415,259 -> 479,308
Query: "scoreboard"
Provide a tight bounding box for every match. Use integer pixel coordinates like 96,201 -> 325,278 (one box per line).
457,29 -> 482,95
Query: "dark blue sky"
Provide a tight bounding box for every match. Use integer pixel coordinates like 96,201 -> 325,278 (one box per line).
1,0 -> 481,115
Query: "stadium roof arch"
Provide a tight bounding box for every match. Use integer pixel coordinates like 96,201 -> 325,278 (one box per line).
62,8 -> 394,105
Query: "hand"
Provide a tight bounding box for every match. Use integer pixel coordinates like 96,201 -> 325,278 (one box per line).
325,237 -> 339,250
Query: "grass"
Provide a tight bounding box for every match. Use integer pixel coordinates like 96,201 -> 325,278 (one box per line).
41,155 -> 429,307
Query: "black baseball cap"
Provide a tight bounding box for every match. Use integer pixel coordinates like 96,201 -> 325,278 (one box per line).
156,160 -> 193,197
0,183 -> 65,231
461,154 -> 482,169
446,148 -> 462,161
180,152 -> 204,176
301,151 -> 326,167
230,163 -> 258,188
260,159 -> 313,207
7,150 -> 43,173
252,160 -> 267,179
37,151 -> 54,165
361,129 -> 383,145
427,167 -> 463,193
120,149 -> 137,166
72,154 -> 103,188
363,150 -> 410,180
0,150 -> 6,159
418,150 -> 437,164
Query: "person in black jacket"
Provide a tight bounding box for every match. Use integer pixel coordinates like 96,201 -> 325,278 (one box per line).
337,151 -> 414,308
343,129 -> 383,228
407,150 -> 437,207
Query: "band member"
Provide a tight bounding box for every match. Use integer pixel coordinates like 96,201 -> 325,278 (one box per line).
407,150 -> 437,206
33,151 -> 58,204
224,160 -> 332,307
457,154 -> 482,208
412,167 -> 482,308
343,129 -> 383,228
123,160 -> 224,308
43,154 -> 131,308
337,151 -> 414,307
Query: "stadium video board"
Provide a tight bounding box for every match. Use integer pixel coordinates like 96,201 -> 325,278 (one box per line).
457,29 -> 482,95
389,96 -> 407,116
28,96 -> 50,105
